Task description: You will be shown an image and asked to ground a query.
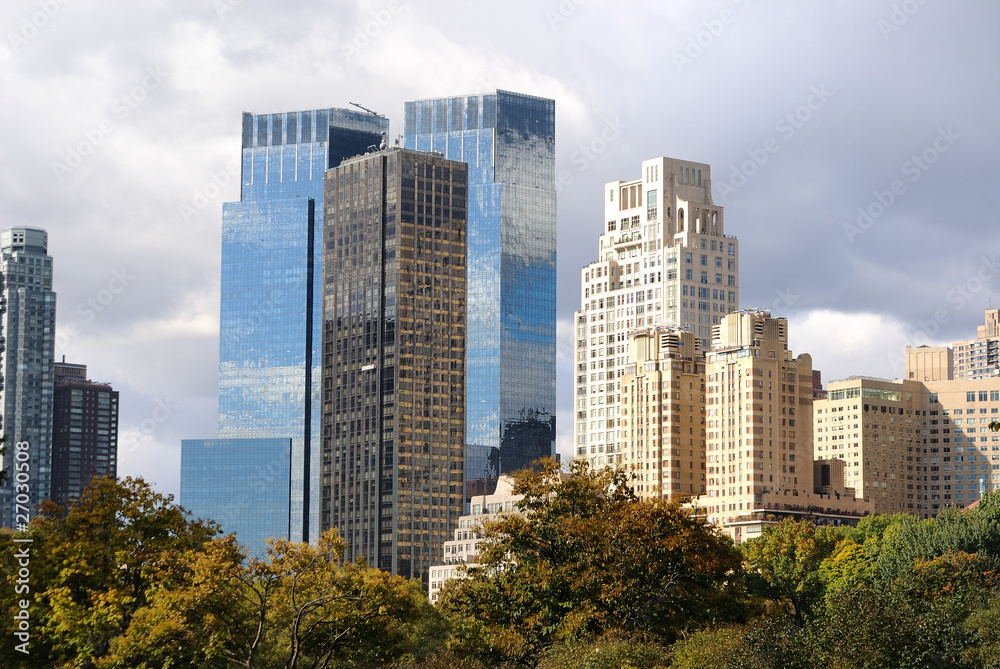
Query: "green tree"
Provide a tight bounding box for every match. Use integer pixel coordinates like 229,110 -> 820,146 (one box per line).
105,530 -> 431,668
964,590 -> 1000,668
440,458 -> 746,667
817,513 -> 912,600
537,636 -> 672,669
891,551 -> 994,667
741,518 -> 846,626
875,506 -> 1000,583
669,616 -> 807,669
803,551 -> 994,669
801,583 -> 928,669
0,476 -> 219,667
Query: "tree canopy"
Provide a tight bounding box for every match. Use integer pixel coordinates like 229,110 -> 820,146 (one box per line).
439,458 -> 747,667
9,464 -> 1000,667
0,476 -> 436,669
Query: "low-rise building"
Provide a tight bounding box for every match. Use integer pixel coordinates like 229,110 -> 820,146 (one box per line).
428,476 -> 522,603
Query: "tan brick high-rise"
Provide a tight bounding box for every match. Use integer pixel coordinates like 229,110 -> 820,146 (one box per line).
704,311 -> 824,534
619,326 -> 705,499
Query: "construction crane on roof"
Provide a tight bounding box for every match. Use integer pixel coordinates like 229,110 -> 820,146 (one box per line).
349,102 -> 381,116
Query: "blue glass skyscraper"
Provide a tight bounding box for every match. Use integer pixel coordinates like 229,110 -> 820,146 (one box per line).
182,108 -> 387,548
181,437 -> 291,557
404,90 -> 556,487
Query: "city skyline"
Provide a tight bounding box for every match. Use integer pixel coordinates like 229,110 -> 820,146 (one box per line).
2,1 -> 998,499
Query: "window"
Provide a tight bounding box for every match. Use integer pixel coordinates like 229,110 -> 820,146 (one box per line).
968,392 -> 977,402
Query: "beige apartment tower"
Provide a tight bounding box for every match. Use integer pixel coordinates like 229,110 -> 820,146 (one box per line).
921,378 -> 1000,510
574,157 -> 739,469
814,377 -> 928,517
704,311 -> 815,519
701,310 -> 864,540
619,326 -> 706,500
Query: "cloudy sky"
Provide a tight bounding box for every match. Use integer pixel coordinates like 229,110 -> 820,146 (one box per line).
2,0 -> 997,497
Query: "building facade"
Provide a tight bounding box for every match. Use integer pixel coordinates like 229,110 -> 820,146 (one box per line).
704,311 -> 814,517
404,90 -> 556,490
701,311 -> 865,540
813,372 -> 1000,519
814,376 -> 927,516
180,437 -> 292,558
50,361 -> 119,508
907,345 -> 954,382
574,157 -> 739,468
182,108 -> 387,547
619,326 -> 706,499
921,378 -> 1000,510
321,148 -> 467,581
806,312 -> 1000,521
427,475 -> 522,603
0,227 -> 56,529
952,308 -> 1000,380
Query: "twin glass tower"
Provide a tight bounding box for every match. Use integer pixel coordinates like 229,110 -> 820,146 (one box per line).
182,91 -> 556,572
405,91 -> 556,486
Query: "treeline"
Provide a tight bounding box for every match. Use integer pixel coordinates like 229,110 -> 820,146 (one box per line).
5,463 -> 1000,667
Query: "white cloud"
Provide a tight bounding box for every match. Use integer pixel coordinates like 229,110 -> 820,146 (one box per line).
788,308 -> 951,384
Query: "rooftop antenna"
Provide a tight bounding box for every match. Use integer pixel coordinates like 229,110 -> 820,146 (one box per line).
349,101 -> 380,116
